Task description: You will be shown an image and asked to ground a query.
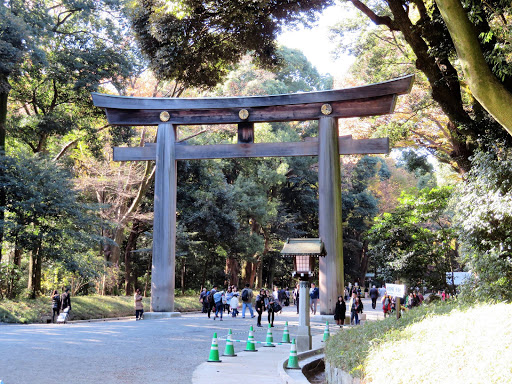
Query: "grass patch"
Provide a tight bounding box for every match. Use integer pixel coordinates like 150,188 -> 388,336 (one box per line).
325,301 -> 512,383
0,295 -> 202,323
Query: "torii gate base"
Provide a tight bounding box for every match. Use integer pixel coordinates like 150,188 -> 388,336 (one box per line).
92,75 -> 413,316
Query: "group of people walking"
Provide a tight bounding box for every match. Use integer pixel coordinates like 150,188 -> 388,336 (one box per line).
334,291 -> 364,327
50,288 -> 72,323
200,284 -> 289,325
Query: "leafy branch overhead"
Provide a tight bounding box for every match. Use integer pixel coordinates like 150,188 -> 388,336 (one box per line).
129,0 -> 330,88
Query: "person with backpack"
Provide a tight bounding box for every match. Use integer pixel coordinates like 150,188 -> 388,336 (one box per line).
241,283 -> 255,319
206,286 -> 217,319
213,289 -> 225,321
382,294 -> 392,318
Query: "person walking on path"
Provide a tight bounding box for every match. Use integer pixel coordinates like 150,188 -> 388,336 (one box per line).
213,290 -> 225,320
60,287 -> 71,316
51,290 -> 60,323
241,284 -> 255,319
134,288 -> 144,320
199,288 -> 208,313
230,290 -> 239,317
225,286 -> 234,315
255,289 -> 266,327
334,295 -> 346,327
265,289 -> 275,327
369,285 -> 379,309
310,283 -> 319,315
206,286 -> 217,319
295,284 -> 300,313
351,296 -> 363,325
378,285 -> 386,298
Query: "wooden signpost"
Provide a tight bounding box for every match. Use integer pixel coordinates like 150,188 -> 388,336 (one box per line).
92,75 -> 414,316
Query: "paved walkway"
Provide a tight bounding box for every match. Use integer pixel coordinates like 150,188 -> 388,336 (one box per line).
0,297 -> 380,384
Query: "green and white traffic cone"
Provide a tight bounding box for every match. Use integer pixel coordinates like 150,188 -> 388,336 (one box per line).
322,321 -> 330,342
263,323 -> 275,347
244,325 -> 258,352
281,321 -> 291,343
223,329 -> 237,357
286,339 -> 300,369
207,332 -> 222,362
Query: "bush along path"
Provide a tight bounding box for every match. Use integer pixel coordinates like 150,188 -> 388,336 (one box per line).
0,295 -> 203,323
325,301 -> 512,383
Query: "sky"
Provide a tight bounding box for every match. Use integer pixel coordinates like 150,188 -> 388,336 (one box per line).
277,3 -> 356,80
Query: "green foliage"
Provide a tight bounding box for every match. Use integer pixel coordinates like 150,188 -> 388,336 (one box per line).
0,153 -> 106,295
3,0 -> 137,156
452,145 -> 512,301
129,0 -> 330,88
368,186 -> 456,289
0,262 -> 21,298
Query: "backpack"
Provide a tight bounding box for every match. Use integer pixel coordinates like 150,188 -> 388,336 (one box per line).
241,289 -> 249,302
207,291 -> 215,305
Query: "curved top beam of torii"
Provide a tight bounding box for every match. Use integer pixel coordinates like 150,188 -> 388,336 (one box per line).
91,75 -> 414,126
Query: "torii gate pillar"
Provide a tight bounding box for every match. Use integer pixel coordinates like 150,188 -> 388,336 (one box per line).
147,123 -> 179,318
318,117 -> 344,315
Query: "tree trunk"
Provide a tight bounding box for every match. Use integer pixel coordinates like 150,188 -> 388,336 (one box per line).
124,220 -> 141,295
225,256 -> 240,287
13,246 -> 22,267
435,0 -> 512,133
181,257 -> 186,294
28,243 -> 42,298
359,239 -> 370,287
0,77 -> 9,263
110,226 -> 125,266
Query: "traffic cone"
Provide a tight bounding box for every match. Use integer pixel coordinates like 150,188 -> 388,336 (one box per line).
322,321 -> 330,342
281,321 -> 291,343
244,325 -> 258,352
207,332 -> 222,362
286,339 -> 300,369
223,329 -> 237,357
263,324 -> 275,347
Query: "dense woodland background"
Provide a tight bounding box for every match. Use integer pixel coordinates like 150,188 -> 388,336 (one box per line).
0,0 -> 511,302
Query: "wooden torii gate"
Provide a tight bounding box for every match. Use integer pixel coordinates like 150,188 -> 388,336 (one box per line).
92,75 -> 413,316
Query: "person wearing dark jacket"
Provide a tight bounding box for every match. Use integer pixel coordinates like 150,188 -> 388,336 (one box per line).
51,290 -> 60,323
60,288 -> 71,318
351,296 -> 363,325
255,289 -> 266,327
369,285 -> 379,309
265,289 -> 275,327
334,295 -> 346,328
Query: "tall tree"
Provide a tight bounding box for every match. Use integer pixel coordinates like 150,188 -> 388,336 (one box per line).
130,0 -> 330,88
435,0 -> 512,132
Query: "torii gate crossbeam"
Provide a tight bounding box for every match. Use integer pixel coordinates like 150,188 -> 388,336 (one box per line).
92,75 -> 413,316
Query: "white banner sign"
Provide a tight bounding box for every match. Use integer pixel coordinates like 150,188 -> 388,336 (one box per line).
386,283 -> 405,298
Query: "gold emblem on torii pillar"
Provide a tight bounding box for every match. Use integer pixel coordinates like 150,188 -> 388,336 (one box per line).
321,104 -> 333,115
239,109 -> 250,120
160,111 -> 170,122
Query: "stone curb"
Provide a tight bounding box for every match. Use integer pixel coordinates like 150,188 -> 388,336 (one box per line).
278,346 -> 324,384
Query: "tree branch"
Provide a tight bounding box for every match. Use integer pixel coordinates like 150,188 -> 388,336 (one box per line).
348,0 -> 399,30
